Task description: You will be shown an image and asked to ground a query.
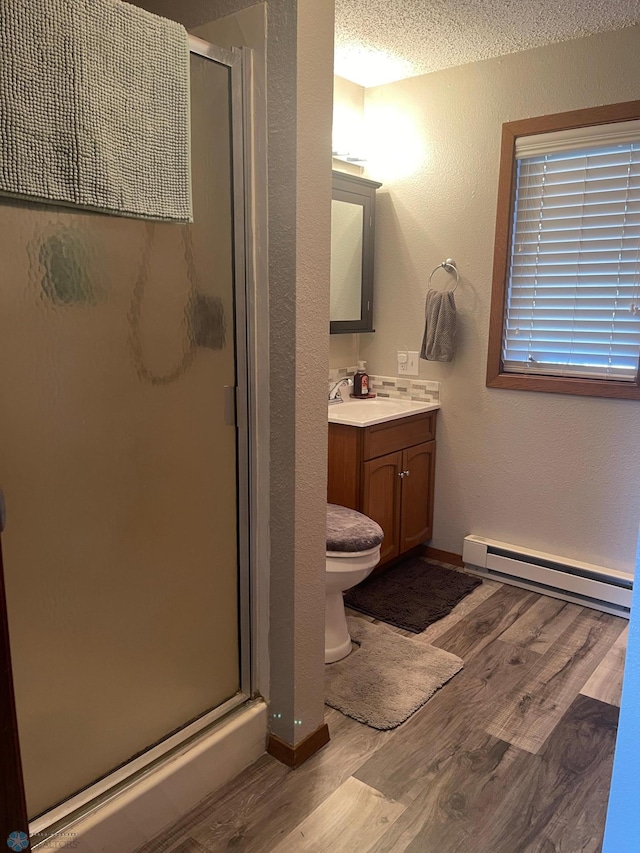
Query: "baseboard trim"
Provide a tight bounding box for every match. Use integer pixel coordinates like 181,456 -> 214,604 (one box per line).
267,723 -> 330,769
421,546 -> 464,567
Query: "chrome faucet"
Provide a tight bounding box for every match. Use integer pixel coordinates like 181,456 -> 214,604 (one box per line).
328,377 -> 352,402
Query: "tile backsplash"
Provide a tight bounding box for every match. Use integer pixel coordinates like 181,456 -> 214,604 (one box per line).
328,366 -> 440,404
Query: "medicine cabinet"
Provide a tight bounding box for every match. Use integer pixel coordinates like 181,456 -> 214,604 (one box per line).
330,170 -> 381,334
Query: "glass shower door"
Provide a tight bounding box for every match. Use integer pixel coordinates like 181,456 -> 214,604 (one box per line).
0,49 -> 245,818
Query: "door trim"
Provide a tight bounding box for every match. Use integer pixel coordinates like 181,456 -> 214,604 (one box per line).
190,31 -> 253,710
237,43 -> 271,702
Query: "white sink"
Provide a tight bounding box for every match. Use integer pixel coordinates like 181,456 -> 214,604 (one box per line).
328,397 -> 439,427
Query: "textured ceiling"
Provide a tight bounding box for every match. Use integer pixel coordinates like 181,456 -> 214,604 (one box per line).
335,0 -> 640,87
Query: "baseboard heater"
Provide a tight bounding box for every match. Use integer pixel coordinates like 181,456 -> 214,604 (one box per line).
462,535 -> 633,618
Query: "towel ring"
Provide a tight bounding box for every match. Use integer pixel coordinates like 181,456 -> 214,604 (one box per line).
428,258 -> 459,293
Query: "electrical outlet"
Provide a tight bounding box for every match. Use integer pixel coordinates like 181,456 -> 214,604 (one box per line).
406,351 -> 419,376
398,350 -> 419,376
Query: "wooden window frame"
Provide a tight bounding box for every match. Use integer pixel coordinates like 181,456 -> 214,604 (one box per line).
486,100 -> 640,400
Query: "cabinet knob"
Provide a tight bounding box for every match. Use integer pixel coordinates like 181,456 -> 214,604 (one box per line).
398,471 -> 405,478
404,470 -> 410,477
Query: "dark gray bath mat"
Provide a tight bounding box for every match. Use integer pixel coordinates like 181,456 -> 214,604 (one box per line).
344,558 -> 481,633
325,616 -> 463,729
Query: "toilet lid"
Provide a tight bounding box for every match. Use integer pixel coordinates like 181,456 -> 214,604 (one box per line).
326,503 -> 384,552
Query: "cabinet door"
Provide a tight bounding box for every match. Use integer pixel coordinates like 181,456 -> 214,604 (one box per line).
327,423 -> 362,510
362,451 -> 402,564
400,441 -> 436,553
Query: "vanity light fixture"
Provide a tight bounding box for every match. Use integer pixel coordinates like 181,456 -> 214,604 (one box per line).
332,150 -> 367,163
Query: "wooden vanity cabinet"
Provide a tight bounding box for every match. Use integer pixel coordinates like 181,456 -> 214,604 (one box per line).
328,411 -> 437,565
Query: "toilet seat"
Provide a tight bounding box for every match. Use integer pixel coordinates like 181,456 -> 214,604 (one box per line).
326,544 -> 381,566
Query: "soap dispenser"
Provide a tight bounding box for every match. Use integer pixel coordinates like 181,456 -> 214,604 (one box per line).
353,361 -> 370,398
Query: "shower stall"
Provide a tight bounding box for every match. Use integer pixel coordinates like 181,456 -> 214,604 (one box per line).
0,37 -> 256,831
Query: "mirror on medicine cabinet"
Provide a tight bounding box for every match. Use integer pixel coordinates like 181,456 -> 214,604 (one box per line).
330,170 -> 382,334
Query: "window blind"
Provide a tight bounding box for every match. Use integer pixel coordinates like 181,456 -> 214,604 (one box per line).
503,128 -> 640,382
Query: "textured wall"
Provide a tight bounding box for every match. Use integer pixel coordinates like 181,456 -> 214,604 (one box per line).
292,0 -> 334,745
361,25 -> 640,573
138,0 -> 259,26
332,74 -> 365,162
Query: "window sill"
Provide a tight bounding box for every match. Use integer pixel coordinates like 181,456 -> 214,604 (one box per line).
486,370 -> 640,400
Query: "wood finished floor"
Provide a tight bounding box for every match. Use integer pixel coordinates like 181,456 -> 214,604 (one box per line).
136,563 -> 627,853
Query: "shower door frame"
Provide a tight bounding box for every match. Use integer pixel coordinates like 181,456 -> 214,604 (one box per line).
24,37 -> 260,836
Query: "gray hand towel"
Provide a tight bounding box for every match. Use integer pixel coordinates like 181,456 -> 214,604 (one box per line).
420,289 -> 457,362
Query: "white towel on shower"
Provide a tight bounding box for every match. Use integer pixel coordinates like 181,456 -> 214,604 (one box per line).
0,0 -> 192,221
420,289 -> 457,362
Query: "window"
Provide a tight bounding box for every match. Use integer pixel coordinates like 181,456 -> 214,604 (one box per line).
487,102 -> 640,399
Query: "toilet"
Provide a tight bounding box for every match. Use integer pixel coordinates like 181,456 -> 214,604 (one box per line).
325,503 -> 384,663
